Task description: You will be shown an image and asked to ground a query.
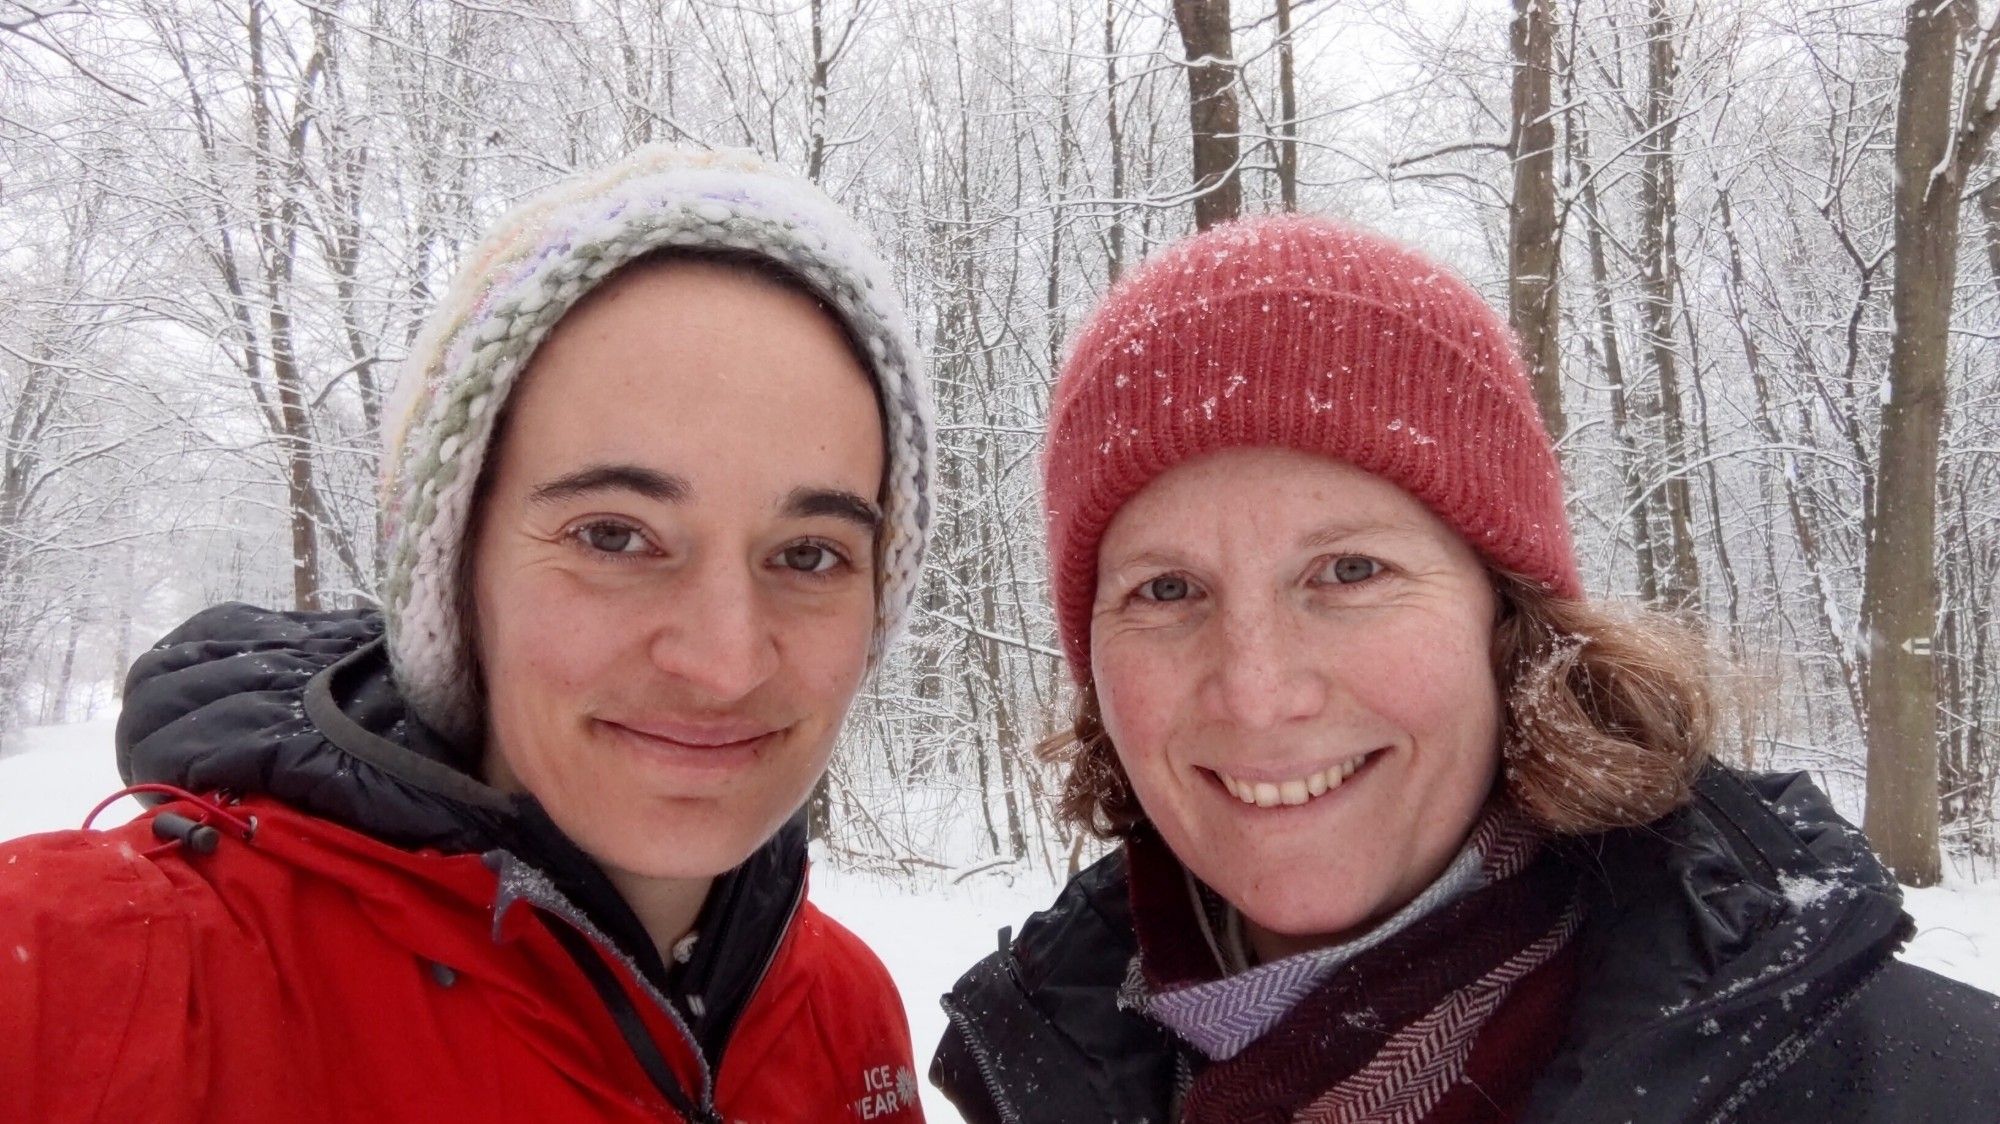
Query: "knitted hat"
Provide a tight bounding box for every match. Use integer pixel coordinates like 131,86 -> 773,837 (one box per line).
380,145 -> 934,744
1043,214 -> 1577,685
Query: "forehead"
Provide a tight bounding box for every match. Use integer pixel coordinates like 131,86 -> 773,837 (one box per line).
1102,447 -> 1457,549
489,259 -> 883,491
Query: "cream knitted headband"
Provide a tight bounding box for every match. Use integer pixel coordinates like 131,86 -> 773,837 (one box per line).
379,145 -> 934,745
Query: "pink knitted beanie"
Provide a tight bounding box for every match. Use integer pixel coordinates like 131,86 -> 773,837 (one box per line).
1043,214 -> 1580,684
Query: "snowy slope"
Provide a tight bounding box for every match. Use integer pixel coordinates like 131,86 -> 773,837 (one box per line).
3,720 -> 1995,1122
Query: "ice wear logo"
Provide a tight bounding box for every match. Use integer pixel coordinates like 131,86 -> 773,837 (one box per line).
851,1063 -> 918,1119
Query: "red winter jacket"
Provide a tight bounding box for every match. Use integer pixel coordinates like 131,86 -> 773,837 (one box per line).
0,605 -> 924,1124
0,799 -> 920,1124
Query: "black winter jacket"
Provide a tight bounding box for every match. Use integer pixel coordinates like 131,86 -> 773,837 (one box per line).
932,767 -> 2000,1123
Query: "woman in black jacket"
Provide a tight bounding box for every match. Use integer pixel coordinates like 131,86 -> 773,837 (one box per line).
933,214 -> 2000,1123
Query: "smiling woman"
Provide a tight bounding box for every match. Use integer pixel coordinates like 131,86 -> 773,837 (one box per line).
1089,449 -> 1506,960
0,147 -> 934,1124
467,256 -> 886,942
933,215 -> 2000,1124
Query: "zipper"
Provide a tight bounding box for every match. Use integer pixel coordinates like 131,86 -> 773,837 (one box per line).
1555,881 -> 1907,1123
1703,957 -> 1891,1123
700,868 -> 807,1066
491,850 -> 720,1122
544,910 -> 721,1123
941,993 -> 1023,1124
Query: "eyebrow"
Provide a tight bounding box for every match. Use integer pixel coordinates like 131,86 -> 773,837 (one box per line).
1300,521 -> 1409,550
1101,549 -> 1188,575
782,486 -> 882,536
528,464 -> 689,506
1103,522 -> 1410,574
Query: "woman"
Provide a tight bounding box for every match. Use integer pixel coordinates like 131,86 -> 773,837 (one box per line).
933,215 -> 2000,1123
0,147 -> 932,1124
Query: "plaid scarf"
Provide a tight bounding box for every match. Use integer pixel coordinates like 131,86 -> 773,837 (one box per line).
1127,809 -> 1582,1124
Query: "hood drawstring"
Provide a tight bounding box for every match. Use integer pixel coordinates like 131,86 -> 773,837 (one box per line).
83,783 -> 259,855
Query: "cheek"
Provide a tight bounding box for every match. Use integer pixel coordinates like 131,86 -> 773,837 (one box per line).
781,595 -> 876,700
1348,620 -> 1502,772
1092,644 -> 1184,770
479,572 -> 631,704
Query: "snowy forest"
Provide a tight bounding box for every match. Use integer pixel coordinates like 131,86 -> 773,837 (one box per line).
3,0 -> 1998,888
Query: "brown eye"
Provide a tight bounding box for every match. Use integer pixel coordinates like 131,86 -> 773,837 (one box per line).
577,522 -> 645,554
1140,576 -> 1190,602
1324,556 -> 1382,584
779,543 -> 840,573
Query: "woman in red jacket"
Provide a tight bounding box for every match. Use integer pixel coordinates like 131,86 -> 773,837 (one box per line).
0,146 -> 933,1124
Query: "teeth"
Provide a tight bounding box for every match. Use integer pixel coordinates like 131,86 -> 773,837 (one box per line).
1217,752 -> 1373,810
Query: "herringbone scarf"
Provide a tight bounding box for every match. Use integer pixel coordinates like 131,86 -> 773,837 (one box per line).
1127,810 -> 1581,1124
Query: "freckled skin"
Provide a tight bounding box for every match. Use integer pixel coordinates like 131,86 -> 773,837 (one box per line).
469,261 -> 882,938
1090,448 -> 1502,962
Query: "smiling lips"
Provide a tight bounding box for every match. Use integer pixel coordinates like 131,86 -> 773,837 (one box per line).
1215,750 -> 1377,808
605,716 -> 782,753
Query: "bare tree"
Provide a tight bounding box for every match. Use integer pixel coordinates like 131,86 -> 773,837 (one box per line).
1173,0 -> 1242,229
1862,0 -> 2000,885
1509,0 -> 1563,442
1635,0 -> 1701,615
1274,0 -> 1299,210
1104,0 -> 1129,279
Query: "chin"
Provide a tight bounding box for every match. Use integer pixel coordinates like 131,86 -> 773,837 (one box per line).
1241,896 -> 1373,943
597,834 -> 762,882
566,770 -> 819,876
563,800 -> 771,882
1208,862 -> 1387,949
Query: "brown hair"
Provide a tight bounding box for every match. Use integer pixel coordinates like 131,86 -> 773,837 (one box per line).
1045,571 -> 1715,839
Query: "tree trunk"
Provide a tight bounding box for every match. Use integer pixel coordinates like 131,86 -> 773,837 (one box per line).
247,0 -> 326,611
1508,0 -> 1563,444
1635,0 -> 1700,615
1861,0 -> 1999,886
1105,0 -> 1127,280
1172,0 -> 1240,229
1565,88 -> 1658,600
1979,179 -> 2000,299
1050,44 -> 1077,374
1275,0 -> 1298,211
807,0 -> 829,182
44,600 -> 85,726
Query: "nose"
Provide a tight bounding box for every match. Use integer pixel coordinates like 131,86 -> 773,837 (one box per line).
1201,597 -> 1326,730
646,557 -> 780,702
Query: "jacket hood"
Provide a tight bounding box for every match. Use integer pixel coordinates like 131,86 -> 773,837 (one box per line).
1529,766 -> 1911,1121
118,603 -> 511,852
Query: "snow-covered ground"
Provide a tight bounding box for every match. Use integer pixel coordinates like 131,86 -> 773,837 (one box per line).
4,719 -> 1996,1122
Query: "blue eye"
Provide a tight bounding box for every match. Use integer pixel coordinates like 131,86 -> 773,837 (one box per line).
1320,556 -> 1382,584
1139,575 -> 1191,602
